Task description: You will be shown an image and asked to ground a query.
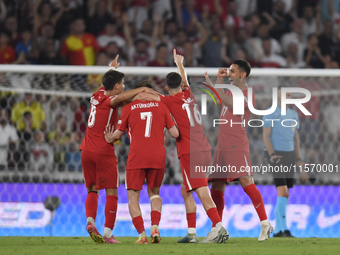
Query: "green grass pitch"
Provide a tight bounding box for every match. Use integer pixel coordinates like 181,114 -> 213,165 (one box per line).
1,237 -> 339,255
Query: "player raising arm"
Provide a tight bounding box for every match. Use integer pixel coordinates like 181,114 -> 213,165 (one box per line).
104,80 -> 179,244
136,49 -> 230,244
79,55 -> 158,244
206,60 -> 273,242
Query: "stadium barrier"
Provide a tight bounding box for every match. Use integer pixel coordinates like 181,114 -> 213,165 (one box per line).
0,183 -> 339,238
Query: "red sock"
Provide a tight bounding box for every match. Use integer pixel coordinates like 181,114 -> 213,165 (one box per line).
85,192 -> 98,220
207,207 -> 221,227
132,216 -> 145,234
104,195 -> 118,230
210,189 -> 224,220
244,184 -> 267,221
151,211 -> 161,226
186,213 -> 196,228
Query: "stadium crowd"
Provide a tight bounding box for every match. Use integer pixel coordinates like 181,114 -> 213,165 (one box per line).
0,0 -> 340,69
0,0 -> 340,184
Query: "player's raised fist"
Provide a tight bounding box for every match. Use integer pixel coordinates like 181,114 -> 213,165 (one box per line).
173,49 -> 184,65
217,68 -> 227,78
109,54 -> 120,69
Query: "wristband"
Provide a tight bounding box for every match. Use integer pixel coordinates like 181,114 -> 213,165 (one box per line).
270,153 -> 275,157
296,158 -> 301,162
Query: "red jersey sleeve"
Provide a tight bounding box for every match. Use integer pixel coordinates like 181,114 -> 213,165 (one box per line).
163,104 -> 175,129
117,106 -> 130,131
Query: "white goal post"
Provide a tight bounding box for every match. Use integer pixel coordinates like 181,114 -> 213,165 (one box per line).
0,64 -> 340,76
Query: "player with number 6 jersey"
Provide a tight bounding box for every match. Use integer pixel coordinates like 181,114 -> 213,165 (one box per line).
79,56 -> 159,245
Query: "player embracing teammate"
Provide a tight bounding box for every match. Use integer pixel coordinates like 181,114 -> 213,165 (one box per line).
79,56 -> 158,244
136,50 -> 229,244
104,80 -> 179,244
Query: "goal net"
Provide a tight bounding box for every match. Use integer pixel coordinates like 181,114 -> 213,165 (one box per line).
1,65 -> 340,238
0,65 -> 339,185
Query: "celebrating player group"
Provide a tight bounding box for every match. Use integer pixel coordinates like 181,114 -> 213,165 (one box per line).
79,49 -> 273,244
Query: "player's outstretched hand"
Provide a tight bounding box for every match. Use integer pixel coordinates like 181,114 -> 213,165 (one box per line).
104,125 -> 115,144
109,54 -> 120,69
204,71 -> 214,87
173,49 -> 184,66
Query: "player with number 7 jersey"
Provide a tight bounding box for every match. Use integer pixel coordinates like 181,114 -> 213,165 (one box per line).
135,50 -> 230,244
79,56 -> 159,245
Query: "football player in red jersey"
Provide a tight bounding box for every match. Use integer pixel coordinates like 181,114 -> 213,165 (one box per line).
79,55 -> 158,244
134,49 -> 230,244
103,80 -> 179,244
207,61 -> 273,242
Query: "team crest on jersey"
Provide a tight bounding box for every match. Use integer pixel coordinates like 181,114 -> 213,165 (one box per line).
90,96 -> 99,105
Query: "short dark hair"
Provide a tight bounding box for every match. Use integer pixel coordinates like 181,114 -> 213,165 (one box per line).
166,72 -> 182,89
232,59 -> 251,77
134,80 -> 153,89
157,43 -> 167,52
102,70 -> 125,91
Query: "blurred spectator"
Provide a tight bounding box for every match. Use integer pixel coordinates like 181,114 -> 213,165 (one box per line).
301,5 -> 321,41
87,51 -> 109,92
270,0 -> 294,41
106,42 -> 127,65
183,41 -> 199,67
30,130 -> 53,172
65,131 -> 82,171
124,13 -> 157,66
225,0 -> 245,38
259,37 -> 286,68
152,0 -> 172,20
15,29 -> 35,63
322,95 -> 340,141
318,20 -> 337,61
176,0 -> 201,28
147,43 -> 169,67
33,0 -> 65,37
160,19 -> 178,45
38,38 -> 63,65
138,19 -> 157,43
127,0 -> 149,31
286,43 -> 306,68
55,0 -> 84,39
229,28 -> 256,60
0,32 -> 15,64
280,19 -> 305,62
97,21 -> 126,50
60,18 -> 99,65
304,33 -> 327,69
4,16 -> 21,47
235,0 -> 256,18
251,23 -> 282,60
11,93 -> 46,131
0,109 -> 18,170
88,0 -> 113,36
203,22 -> 223,67
37,23 -> 60,52
0,0 -> 6,23
47,96 -> 76,132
